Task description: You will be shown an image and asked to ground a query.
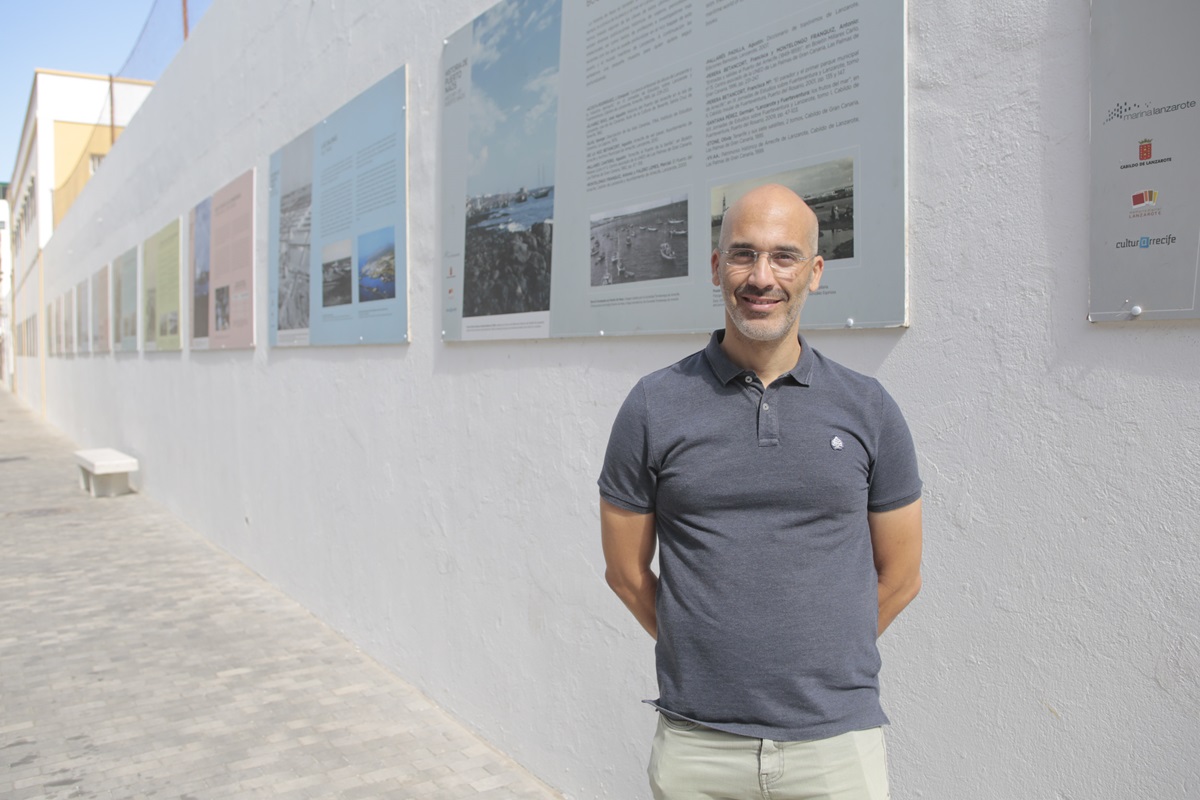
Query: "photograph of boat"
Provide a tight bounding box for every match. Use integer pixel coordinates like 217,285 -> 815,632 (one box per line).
589,195 -> 688,286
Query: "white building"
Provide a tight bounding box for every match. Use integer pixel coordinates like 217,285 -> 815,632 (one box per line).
8,69 -> 152,395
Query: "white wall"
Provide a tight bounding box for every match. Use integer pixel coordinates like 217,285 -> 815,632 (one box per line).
17,0 -> 1200,798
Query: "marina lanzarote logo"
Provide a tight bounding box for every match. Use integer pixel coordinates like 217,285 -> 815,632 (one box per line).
1115,233 -> 1176,249
1120,138 -> 1172,170
1104,98 -> 1197,125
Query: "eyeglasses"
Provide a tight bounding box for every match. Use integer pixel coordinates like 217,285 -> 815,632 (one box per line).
720,248 -> 813,278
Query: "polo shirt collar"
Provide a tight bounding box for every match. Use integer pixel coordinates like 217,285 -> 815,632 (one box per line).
703,329 -> 815,386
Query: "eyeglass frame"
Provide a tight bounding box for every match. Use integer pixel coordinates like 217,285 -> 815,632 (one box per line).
718,248 -> 816,276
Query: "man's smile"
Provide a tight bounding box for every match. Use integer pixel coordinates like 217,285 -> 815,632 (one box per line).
738,292 -> 785,312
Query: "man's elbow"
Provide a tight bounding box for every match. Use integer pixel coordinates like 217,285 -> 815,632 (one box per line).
605,566 -> 650,601
604,567 -> 633,598
881,568 -> 921,604
897,570 -> 922,606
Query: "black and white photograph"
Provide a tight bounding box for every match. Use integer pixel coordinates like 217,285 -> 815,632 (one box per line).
192,197 -> 211,339
321,239 -> 353,308
589,195 -> 689,287
158,310 -> 178,338
711,158 -> 856,262
143,288 -> 157,345
214,286 -> 231,331
277,129 -> 313,329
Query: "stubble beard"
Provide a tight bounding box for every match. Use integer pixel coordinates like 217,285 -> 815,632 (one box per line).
723,281 -> 810,343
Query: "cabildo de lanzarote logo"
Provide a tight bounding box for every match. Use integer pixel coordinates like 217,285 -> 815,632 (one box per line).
1120,137 -> 1172,170
1103,97 -> 1197,125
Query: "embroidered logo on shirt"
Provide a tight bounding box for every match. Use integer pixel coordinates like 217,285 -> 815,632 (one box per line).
830,436 -> 844,450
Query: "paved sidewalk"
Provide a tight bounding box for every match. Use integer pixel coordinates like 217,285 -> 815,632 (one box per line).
0,390 -> 562,800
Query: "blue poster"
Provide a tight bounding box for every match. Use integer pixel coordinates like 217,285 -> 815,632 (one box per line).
269,66 -> 408,346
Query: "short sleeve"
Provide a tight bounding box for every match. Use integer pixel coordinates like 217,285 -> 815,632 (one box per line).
867,383 -> 922,512
597,380 -> 657,514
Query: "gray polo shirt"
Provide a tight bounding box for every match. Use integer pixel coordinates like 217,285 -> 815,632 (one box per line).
599,330 -> 922,741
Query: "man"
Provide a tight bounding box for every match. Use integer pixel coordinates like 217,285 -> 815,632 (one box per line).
598,184 -> 922,799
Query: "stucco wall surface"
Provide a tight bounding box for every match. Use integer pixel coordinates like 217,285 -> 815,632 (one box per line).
16,0 -> 1200,797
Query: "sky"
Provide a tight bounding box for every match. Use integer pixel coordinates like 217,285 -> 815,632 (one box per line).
466,0 -> 562,197
1,0 -> 162,181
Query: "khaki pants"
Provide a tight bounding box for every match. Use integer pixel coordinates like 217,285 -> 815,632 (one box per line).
648,715 -> 890,800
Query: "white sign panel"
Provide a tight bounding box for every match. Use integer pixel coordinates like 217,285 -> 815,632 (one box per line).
1089,0 -> 1200,322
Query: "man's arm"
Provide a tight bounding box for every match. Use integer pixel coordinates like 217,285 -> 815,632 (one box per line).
600,498 -> 658,640
869,498 -> 923,636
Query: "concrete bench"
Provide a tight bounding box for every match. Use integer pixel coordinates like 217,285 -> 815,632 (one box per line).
74,448 -> 139,497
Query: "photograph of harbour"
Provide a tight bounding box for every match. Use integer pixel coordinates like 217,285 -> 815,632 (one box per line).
321,239 -> 353,307
462,0 -> 561,318
357,226 -> 396,303
214,286 -> 231,331
590,196 -> 689,287
276,130 -> 313,331
192,197 -> 211,339
711,158 -> 855,261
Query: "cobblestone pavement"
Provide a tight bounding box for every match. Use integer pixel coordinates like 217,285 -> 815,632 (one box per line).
0,391 -> 562,800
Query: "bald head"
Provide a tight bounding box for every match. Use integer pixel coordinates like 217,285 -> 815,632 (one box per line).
718,183 -> 820,256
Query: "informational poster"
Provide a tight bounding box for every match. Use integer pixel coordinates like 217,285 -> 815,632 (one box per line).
92,265 -> 111,354
47,300 -> 57,356
143,219 -> 182,352
113,247 -> 138,352
75,278 -> 90,354
191,170 -> 256,349
63,290 -> 75,355
268,67 -> 409,346
441,0 -> 907,339
1089,0 -> 1200,322
59,296 -> 67,354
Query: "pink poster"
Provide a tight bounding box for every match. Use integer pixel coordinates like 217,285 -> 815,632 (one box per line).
192,169 -> 255,349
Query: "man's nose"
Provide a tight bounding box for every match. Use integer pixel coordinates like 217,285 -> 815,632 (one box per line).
746,252 -> 777,286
